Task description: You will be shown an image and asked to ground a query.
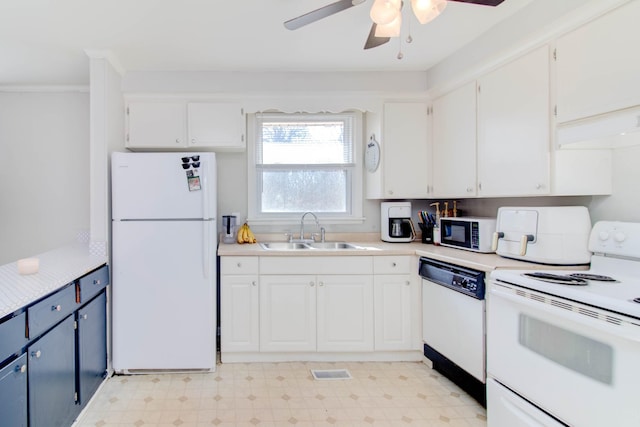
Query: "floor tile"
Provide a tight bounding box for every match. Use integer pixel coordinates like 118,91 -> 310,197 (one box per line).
74,361 -> 486,426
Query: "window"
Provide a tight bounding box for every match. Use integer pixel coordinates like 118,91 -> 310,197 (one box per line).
248,111 -> 363,223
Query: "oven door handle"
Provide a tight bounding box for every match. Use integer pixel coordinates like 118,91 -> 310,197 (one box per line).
490,286 -> 640,344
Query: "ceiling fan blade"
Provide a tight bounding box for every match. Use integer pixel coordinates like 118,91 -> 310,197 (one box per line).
448,0 -> 506,6
284,0 -> 367,30
363,23 -> 390,50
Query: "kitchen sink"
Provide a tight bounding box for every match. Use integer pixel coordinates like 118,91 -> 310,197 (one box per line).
259,242 -> 311,250
259,241 -> 378,251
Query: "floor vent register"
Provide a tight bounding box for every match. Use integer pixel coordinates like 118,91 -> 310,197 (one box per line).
310,369 -> 352,380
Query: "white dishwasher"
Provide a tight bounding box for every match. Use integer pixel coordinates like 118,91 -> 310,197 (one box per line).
419,257 -> 486,405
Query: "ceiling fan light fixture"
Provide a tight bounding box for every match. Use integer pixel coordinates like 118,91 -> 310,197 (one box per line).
370,0 -> 402,25
411,0 -> 447,25
374,11 -> 402,37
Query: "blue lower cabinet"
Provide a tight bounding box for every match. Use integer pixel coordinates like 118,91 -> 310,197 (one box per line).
28,315 -> 79,427
0,353 -> 28,427
77,291 -> 107,409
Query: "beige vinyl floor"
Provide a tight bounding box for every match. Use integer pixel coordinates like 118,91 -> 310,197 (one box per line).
75,360 -> 487,427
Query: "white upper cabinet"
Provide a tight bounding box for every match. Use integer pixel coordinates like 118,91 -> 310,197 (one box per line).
477,45 -> 551,197
126,102 -> 186,148
556,1 -> 640,123
187,102 -> 245,149
126,100 -> 245,151
432,82 -> 477,198
373,102 -> 430,199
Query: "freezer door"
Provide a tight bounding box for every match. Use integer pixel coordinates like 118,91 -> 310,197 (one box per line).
112,220 -> 216,371
112,152 -> 216,220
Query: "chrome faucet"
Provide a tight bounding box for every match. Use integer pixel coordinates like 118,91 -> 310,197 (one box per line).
299,211 -> 320,242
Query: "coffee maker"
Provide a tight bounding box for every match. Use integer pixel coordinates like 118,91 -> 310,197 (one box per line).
381,202 -> 414,243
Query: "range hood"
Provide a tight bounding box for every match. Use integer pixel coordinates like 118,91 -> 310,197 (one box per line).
557,105 -> 640,149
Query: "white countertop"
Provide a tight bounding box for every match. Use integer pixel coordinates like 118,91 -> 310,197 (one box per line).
0,243 -> 108,319
218,233 -> 576,273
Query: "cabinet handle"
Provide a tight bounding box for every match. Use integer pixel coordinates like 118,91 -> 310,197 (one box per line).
237,262 -> 242,268
51,304 -> 62,312
392,262 -> 397,267
81,314 -> 88,320
17,364 -> 27,374
405,281 -> 411,286
319,281 -> 324,287
536,183 -> 542,190
310,281 -> 315,287
175,138 -> 181,144
31,350 -> 42,359
93,279 -> 101,285
466,187 -> 473,193
252,281 -> 257,287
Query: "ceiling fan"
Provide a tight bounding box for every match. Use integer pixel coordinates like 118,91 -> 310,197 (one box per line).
284,0 -> 506,50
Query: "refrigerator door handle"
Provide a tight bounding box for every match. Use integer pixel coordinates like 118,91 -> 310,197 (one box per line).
202,164 -> 210,220
204,221 -> 211,279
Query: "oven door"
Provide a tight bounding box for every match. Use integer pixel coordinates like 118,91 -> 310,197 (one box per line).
487,281 -> 640,427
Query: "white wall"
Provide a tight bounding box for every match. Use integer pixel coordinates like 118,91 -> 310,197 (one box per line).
0,91 -> 89,264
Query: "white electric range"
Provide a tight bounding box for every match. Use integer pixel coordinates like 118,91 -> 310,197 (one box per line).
486,221 -> 640,427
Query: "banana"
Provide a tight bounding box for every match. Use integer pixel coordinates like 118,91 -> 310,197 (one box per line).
237,223 -> 246,244
245,224 -> 257,243
236,223 -> 257,244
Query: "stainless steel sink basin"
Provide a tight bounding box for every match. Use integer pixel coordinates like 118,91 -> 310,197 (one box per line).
259,241 -> 379,251
259,242 -> 311,250
306,242 -> 361,250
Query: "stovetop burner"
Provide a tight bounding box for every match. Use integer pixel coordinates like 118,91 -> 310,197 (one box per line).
568,273 -> 617,282
522,272 -> 588,286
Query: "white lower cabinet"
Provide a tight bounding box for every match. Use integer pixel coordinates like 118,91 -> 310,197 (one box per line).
317,275 -> 373,352
220,254 -> 420,361
220,257 -> 260,354
259,275 -> 317,352
373,256 -> 417,351
220,275 -> 259,352
373,274 -> 412,351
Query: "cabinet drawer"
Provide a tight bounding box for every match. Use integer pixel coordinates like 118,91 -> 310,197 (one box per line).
79,265 -> 109,303
373,256 -> 411,274
221,257 -> 259,275
0,312 -> 27,364
27,285 -> 76,339
260,256 -> 372,275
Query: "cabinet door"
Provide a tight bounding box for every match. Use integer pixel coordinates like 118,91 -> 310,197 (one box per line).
382,102 -> 430,198
77,292 -> 107,409
260,275 -> 316,352
432,82 -> 478,198
317,275 -> 374,352
28,315 -> 77,427
556,1 -> 640,122
477,46 -> 550,197
0,353 -> 27,427
221,275 -> 259,353
187,103 -> 245,150
373,275 -> 412,351
126,102 -> 186,148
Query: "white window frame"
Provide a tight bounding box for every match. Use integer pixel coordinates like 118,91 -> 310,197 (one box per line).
247,111 -> 364,225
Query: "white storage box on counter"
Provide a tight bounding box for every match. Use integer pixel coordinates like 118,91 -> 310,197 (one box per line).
493,206 -> 592,265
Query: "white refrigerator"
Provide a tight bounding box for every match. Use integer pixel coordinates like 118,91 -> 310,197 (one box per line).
111,152 -> 217,372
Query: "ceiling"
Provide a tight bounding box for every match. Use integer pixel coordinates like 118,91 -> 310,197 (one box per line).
0,0 -> 535,86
